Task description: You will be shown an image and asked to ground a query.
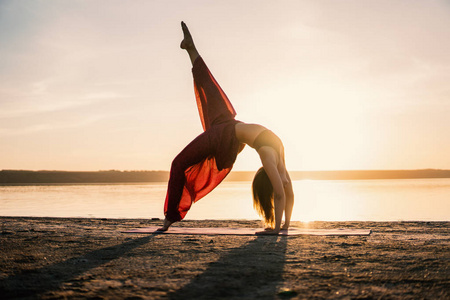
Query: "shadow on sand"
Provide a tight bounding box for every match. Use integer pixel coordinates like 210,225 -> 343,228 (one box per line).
0,235 -> 155,298
169,235 -> 288,299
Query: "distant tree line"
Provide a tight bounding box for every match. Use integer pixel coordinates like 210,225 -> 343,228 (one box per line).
0,169 -> 449,184
0,170 -> 169,184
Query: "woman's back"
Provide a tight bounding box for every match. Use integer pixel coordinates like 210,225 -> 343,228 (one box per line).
234,123 -> 267,147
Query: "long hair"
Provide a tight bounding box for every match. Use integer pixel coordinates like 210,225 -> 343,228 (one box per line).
252,167 -> 275,228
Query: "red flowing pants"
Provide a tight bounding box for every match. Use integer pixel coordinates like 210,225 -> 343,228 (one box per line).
164,57 -> 244,222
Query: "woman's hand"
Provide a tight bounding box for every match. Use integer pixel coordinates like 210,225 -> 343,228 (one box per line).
281,223 -> 290,230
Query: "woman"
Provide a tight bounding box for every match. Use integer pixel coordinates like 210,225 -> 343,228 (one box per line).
158,22 -> 294,235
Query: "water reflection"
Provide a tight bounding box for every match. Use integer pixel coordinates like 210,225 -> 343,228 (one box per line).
1,179 -> 449,221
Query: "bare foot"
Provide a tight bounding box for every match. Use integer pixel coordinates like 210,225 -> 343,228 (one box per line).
180,21 -> 195,50
157,218 -> 174,231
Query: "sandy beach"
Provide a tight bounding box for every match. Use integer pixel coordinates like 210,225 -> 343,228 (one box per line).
0,217 -> 448,299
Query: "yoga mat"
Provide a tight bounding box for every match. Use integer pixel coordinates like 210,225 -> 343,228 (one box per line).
123,226 -> 372,236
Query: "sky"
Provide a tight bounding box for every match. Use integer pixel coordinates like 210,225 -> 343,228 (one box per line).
1,0 -> 449,172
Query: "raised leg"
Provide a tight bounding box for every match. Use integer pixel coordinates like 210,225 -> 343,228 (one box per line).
180,21 -> 200,65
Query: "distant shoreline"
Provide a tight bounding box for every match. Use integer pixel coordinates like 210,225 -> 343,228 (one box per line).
1,169 -> 450,184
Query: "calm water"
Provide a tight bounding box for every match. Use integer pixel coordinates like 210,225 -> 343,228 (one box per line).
1,179 -> 449,221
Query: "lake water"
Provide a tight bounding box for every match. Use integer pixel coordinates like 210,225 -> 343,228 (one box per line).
1,179 -> 449,221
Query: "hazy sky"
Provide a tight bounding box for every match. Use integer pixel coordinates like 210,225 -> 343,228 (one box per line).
1,0 -> 449,171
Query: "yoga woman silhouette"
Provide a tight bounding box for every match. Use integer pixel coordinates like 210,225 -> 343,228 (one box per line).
159,22 -> 294,235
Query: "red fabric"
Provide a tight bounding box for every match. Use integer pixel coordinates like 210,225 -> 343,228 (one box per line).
164,57 -> 244,222
193,57 -> 237,130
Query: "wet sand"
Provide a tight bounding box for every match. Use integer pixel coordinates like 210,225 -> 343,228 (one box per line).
0,217 -> 448,299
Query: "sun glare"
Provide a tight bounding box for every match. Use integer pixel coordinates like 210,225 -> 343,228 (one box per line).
291,180 -> 360,222
238,77 -> 374,171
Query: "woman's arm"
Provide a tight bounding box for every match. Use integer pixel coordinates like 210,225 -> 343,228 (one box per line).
272,188 -> 286,232
282,178 -> 294,229
256,149 -> 285,235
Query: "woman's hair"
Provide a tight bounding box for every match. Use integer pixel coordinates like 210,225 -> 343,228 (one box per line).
252,167 -> 275,228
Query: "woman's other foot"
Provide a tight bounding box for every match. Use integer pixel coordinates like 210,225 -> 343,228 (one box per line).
157,218 -> 174,231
